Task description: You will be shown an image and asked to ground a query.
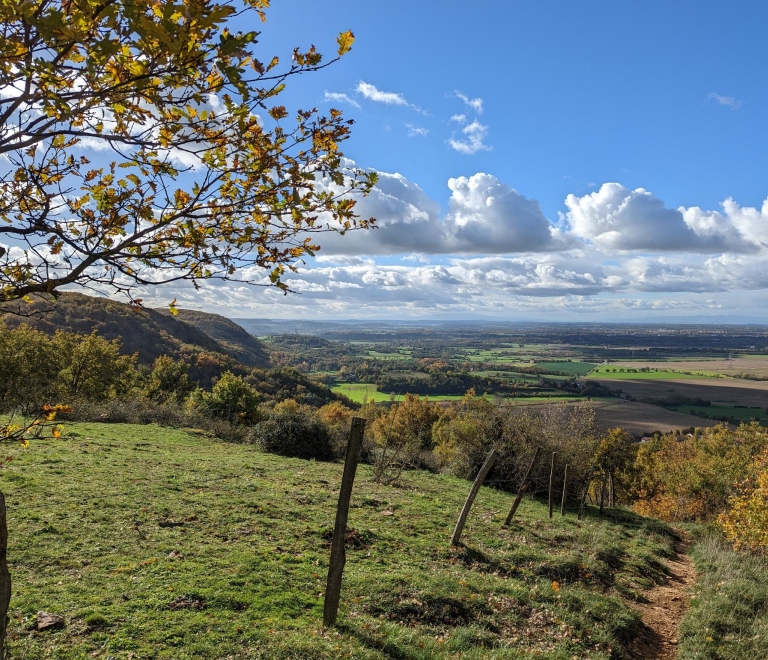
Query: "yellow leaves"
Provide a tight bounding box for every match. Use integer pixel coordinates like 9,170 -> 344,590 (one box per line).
169,298 -> 179,316
21,439 -> 29,449
269,106 -> 288,121
336,30 -> 355,57
52,428 -> 61,439
551,581 -> 561,593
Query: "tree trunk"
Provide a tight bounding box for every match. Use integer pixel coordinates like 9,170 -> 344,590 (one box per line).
577,469 -> 594,520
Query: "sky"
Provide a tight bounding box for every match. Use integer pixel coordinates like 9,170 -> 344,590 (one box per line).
58,1 -> 768,320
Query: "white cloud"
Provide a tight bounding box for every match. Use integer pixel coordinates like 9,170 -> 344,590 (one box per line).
455,90 -> 484,114
323,91 -> 360,109
450,113 -> 467,123
406,123 -> 429,137
707,92 -> 742,110
356,81 -> 410,106
448,119 -> 491,154
564,183 -> 759,253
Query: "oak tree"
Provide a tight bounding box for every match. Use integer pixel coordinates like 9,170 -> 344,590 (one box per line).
0,0 -> 376,306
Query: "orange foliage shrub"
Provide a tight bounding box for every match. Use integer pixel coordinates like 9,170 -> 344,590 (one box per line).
633,423 -> 768,522
719,447 -> 768,555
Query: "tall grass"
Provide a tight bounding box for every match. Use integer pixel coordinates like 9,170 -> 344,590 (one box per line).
679,534 -> 768,659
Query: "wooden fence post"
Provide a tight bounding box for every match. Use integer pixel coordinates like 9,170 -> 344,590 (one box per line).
451,449 -> 497,546
577,468 -> 593,520
608,470 -> 615,507
548,452 -> 556,519
323,417 -> 366,627
503,447 -> 541,526
560,464 -> 569,516
0,492 -> 10,660
598,471 -> 608,517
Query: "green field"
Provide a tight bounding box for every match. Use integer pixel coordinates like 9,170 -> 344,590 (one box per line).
535,361 -> 597,375
586,366 -> 721,380
332,383 -> 468,403
670,404 -> 768,425
5,422 -> 681,659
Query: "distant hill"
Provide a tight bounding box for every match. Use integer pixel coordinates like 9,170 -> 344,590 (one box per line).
0,293 -> 269,369
160,309 -> 269,367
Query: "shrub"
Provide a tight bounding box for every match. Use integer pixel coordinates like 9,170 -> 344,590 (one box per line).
719,447 -> 768,554
250,410 -> 336,461
188,372 -> 260,424
634,423 -> 768,522
370,393 -> 442,483
144,356 -> 194,404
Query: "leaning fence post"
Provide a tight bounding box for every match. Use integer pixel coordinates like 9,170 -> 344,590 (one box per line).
548,452 -> 556,519
503,447 -> 541,526
451,449 -> 497,546
577,468 -> 594,520
560,464 -> 569,516
323,417 -> 366,627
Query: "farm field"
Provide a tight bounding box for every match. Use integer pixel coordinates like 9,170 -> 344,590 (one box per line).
669,403 -> 768,425
535,361 -> 596,375
594,378 -> 768,409
5,423 -> 680,660
587,366 -> 721,380
587,400 -> 719,435
332,383 -> 468,403
609,357 -> 768,378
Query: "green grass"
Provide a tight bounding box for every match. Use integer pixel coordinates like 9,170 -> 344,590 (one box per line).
535,362 -> 597,376
4,422 -> 681,659
331,383 -> 469,403
679,535 -> 768,659
670,404 -> 768,425
586,366 -> 721,380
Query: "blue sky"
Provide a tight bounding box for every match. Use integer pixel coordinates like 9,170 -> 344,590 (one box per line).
257,0 -> 768,218
15,0 -> 766,321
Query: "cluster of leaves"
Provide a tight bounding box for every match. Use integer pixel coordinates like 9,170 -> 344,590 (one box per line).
633,423 -> 768,522
718,446 -> 768,554
0,0 -> 375,304
0,323 -> 135,414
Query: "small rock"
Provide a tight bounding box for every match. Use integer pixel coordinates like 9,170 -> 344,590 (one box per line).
381,510 -> 394,516
168,550 -> 184,559
36,611 -> 65,631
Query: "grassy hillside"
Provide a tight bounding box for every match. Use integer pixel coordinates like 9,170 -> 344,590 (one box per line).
5,423 -> 680,659
0,292 -> 269,369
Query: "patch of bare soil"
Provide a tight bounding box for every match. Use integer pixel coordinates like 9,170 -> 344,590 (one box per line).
628,532 -> 696,660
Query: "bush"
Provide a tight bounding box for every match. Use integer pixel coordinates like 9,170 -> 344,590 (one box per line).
634,423 -> 768,522
144,356 -> 194,404
719,447 -> 768,554
250,410 -> 336,461
188,372 -> 260,424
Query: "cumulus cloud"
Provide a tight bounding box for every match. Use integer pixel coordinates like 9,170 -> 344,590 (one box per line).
323,91 -> 360,109
443,174 -> 562,253
455,90 -> 484,113
707,92 -> 742,110
564,183 -> 759,253
356,81 -> 410,106
405,123 -> 429,137
448,119 -> 491,154
314,168 -> 561,256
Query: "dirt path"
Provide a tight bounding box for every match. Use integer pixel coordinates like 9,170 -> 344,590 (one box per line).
628,531 -> 696,660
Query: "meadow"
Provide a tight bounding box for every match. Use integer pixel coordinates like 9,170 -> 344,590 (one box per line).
6,422 -> 682,659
